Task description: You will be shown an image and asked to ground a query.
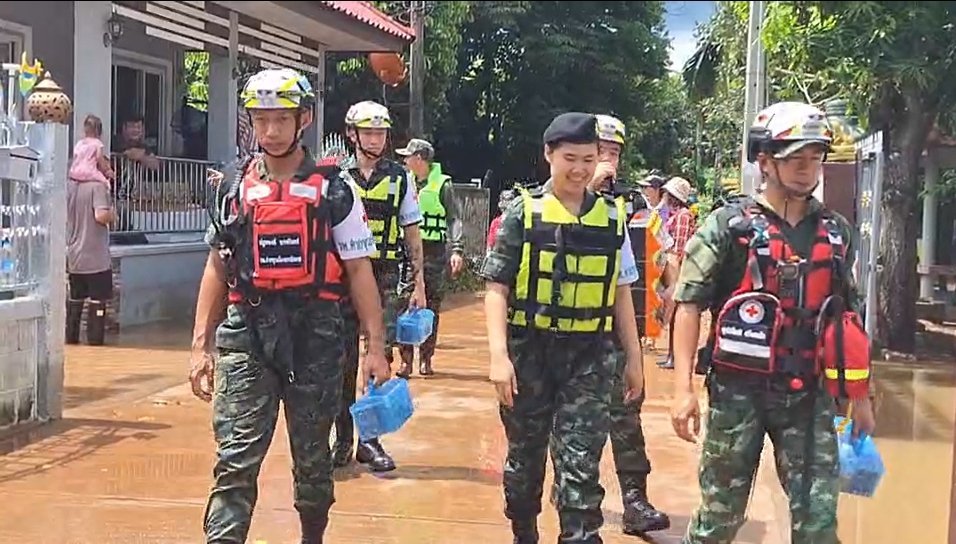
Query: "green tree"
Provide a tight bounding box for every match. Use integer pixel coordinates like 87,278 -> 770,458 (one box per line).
436,1 -> 674,184
683,1 -> 956,352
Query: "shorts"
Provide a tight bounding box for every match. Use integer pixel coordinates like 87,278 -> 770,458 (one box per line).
68,269 -> 113,301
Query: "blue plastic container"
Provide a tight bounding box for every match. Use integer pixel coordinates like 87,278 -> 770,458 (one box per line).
834,416 -> 885,497
349,378 -> 415,442
396,308 -> 435,346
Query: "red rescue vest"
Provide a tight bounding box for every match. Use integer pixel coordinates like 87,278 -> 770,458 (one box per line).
223,157 -> 346,304
711,202 -> 870,397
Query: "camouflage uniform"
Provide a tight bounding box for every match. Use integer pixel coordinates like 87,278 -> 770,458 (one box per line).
674,194 -> 859,544
482,186 -> 638,543
202,152 -> 355,543
333,155 -> 417,472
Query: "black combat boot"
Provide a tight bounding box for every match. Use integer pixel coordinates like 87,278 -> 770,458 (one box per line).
622,488 -> 670,535
332,416 -> 354,468
86,300 -> 107,346
355,438 -> 396,472
66,299 -> 84,345
299,511 -> 329,544
511,518 -> 539,544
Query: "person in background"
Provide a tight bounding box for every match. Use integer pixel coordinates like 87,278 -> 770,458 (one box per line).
657,176 -> 697,370
332,100 -> 427,473
66,121 -> 117,345
111,116 -> 160,232
585,113 -> 671,536
396,138 -> 466,376
488,187 -> 518,250
638,171 -> 667,216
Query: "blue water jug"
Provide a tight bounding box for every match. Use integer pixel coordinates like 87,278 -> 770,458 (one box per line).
349,378 -> 415,442
396,307 -> 435,346
834,416 -> 885,497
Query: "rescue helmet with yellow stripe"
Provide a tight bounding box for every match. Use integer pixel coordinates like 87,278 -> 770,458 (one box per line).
345,100 -> 393,160
240,68 -> 315,159
595,114 -> 626,146
345,100 -> 393,130
241,68 -> 315,111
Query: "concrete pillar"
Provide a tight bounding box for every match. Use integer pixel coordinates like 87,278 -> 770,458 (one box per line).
206,13 -> 239,164
919,153 -> 939,300
72,1 -> 113,149
207,54 -> 237,164
312,46 -> 326,153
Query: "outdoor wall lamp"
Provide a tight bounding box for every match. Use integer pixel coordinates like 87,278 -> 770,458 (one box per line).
104,15 -> 124,47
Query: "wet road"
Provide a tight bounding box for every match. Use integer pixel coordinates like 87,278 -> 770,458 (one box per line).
0,293 -> 952,543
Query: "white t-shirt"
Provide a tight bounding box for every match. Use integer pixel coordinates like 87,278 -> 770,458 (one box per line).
618,228 -> 639,286
398,171 -> 423,227
332,181 -> 377,261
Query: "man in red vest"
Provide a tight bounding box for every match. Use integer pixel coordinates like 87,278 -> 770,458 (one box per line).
670,101 -> 876,543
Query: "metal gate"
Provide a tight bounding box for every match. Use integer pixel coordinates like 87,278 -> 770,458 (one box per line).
854,131 -> 884,340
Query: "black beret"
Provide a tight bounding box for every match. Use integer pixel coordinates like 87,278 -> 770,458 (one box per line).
543,112 -> 598,146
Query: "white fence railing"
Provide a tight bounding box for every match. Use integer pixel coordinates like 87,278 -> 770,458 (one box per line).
110,154 -> 217,235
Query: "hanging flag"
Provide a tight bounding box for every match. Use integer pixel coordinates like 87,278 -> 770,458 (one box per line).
18,52 -> 43,97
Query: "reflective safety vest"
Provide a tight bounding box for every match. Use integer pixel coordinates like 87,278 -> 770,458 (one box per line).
218,156 -> 347,304
353,163 -> 406,261
711,201 -> 870,397
418,163 -> 450,243
508,190 -> 626,334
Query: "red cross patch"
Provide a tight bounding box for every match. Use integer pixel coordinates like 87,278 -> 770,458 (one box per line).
739,300 -> 765,324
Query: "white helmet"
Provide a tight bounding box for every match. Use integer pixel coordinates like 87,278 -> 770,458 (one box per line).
345,100 -> 392,129
747,102 -> 832,161
595,114 -> 626,145
241,68 -> 314,110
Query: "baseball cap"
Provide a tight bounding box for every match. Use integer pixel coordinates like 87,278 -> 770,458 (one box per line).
396,138 -> 435,160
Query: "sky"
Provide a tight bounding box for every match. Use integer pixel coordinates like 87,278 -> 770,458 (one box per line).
663,1 -> 717,72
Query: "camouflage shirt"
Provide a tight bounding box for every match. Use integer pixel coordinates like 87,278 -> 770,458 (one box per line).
673,194 -> 860,313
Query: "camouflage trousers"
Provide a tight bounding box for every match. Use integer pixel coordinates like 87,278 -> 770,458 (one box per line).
399,242 -> 447,365
606,341 -> 651,497
683,372 -> 840,544
549,341 -> 650,508
500,328 -> 613,543
336,261 -> 409,445
204,302 -> 345,543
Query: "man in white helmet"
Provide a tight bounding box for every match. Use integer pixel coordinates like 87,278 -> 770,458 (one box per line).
188,68 -> 391,544
586,113 -> 671,536
670,101 -> 876,543
332,100 -> 427,473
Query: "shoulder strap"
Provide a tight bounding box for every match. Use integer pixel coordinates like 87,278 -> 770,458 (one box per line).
820,211 -> 848,298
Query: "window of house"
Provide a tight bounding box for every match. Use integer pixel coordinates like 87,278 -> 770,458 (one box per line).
111,53 -> 170,155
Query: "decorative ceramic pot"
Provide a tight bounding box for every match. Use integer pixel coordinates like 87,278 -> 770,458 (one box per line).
27,73 -> 72,124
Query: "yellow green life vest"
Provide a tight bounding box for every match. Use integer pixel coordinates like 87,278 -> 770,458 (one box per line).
508,190 -> 626,333
418,163 -> 450,243
353,164 -> 406,261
